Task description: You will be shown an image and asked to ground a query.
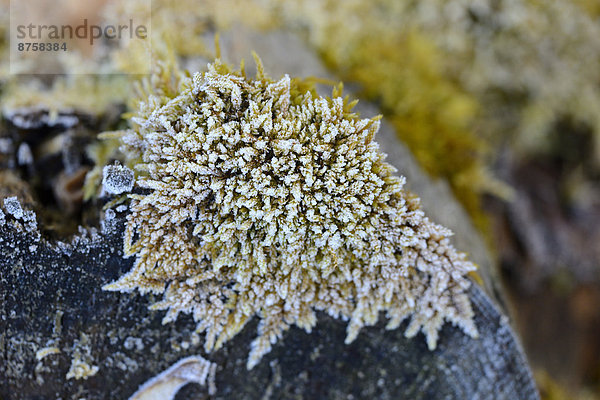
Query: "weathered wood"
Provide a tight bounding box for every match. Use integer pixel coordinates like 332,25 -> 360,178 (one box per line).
0,214 -> 538,399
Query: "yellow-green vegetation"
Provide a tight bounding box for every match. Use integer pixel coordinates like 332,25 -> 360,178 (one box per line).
229,0 -> 509,231
144,0 -> 504,232
321,30 -> 498,232
103,58 -> 478,369
1,76 -> 130,119
573,0 -> 600,18
209,0 -> 600,225
262,0 -> 600,224
103,0 -> 274,75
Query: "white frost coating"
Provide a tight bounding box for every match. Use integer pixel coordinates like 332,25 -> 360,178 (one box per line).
128,355 -> 217,400
17,142 -> 33,165
4,109 -> 79,129
23,210 -> 37,232
101,209 -> 119,234
3,196 -> 24,220
104,60 -> 478,371
102,164 -> 135,195
105,209 -> 116,220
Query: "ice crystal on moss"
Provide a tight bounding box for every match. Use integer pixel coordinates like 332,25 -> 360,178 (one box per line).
3,196 -> 24,220
102,164 -> 135,195
103,59 -> 478,369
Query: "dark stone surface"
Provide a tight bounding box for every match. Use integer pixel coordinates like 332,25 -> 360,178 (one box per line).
0,213 -> 539,399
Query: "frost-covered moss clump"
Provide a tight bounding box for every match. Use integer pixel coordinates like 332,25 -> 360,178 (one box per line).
104,60 -> 478,369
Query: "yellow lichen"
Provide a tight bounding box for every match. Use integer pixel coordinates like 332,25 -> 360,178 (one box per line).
35,346 -> 61,361
66,333 -> 99,380
103,59 -> 478,369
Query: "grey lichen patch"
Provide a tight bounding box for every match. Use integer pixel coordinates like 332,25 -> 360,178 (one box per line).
3,196 -> 24,220
103,59 -> 478,370
2,332 -> 63,388
123,336 -> 145,351
1,195 -> 38,233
